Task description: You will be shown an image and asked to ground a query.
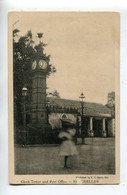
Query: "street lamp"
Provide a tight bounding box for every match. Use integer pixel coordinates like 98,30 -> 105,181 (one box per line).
22,87 -> 27,96
46,99 -> 50,123
22,87 -> 28,145
79,92 -> 85,144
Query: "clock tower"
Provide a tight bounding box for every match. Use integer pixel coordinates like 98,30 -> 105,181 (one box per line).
31,59 -> 48,124
28,58 -> 52,143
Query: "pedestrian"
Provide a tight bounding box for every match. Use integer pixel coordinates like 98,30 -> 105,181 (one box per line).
58,125 -> 78,168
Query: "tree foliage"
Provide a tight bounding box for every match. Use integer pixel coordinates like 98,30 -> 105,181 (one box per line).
106,91 -> 115,117
13,29 -> 56,126
47,90 -> 61,98
106,91 -> 115,108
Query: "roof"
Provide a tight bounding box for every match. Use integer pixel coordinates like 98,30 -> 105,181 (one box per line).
47,97 -> 112,118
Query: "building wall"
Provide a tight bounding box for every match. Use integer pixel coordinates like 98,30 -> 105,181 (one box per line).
49,112 -> 77,130
48,112 -> 115,137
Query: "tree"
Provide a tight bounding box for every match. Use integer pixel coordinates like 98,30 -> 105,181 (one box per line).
47,90 -> 61,98
13,29 -> 56,126
106,91 -> 115,116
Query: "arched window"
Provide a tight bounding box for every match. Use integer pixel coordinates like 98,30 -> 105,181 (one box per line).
61,113 -> 68,119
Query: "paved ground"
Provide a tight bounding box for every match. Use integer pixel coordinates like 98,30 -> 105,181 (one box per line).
15,138 -> 115,175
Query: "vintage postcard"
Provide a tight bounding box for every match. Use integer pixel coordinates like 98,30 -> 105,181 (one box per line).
8,12 -> 120,184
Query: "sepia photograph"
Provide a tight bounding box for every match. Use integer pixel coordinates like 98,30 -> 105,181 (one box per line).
8,12 -> 120,184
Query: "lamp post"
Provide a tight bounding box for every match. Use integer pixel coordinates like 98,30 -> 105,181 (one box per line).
14,96 -> 17,144
22,87 -> 28,145
79,92 -> 85,144
46,99 -> 50,123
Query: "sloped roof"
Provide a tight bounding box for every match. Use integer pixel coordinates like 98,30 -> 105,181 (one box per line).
47,97 -> 111,117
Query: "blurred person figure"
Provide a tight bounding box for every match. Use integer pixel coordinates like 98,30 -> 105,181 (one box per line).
58,125 -> 78,168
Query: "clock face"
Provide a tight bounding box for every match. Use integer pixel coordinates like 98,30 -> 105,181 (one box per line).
39,60 -> 47,69
32,60 -> 37,70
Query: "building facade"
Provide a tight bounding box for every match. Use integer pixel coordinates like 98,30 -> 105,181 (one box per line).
47,97 -> 115,137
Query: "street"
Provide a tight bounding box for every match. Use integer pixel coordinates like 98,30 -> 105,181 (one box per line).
15,138 -> 115,175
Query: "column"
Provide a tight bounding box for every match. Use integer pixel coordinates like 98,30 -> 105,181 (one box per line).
89,117 -> 94,137
111,118 -> 115,136
102,118 -> 106,137
90,117 -> 93,130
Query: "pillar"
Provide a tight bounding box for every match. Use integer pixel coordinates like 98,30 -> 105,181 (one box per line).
102,118 -> 106,137
89,117 -> 94,137
111,118 -> 115,136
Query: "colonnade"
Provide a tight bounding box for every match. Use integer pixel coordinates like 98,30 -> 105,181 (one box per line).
88,117 -> 107,137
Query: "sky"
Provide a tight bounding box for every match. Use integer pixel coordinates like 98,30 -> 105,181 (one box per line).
11,12 -> 119,104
